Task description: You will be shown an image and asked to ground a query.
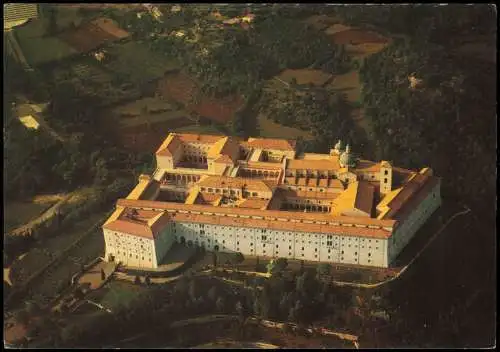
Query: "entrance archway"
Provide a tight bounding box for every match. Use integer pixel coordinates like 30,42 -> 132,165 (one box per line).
108,254 -> 115,262
214,245 -> 220,252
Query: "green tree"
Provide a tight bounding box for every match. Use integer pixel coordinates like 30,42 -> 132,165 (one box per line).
216,296 -> 225,313
188,280 -> 197,302
316,263 -> 332,278
14,309 -> 30,325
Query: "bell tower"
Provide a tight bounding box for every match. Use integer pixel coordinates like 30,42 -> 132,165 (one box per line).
379,161 -> 393,195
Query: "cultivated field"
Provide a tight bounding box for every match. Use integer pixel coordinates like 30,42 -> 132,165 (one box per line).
104,41 -> 179,86
257,114 -> 314,141
118,119 -> 193,153
111,97 -> 190,128
324,70 -> 361,102
50,60 -> 140,106
59,17 -> 129,53
90,280 -> 143,310
14,18 -> 78,66
9,212 -> 104,287
172,124 -> 223,135
157,72 -> 245,124
330,29 -> 389,45
302,14 -> 338,31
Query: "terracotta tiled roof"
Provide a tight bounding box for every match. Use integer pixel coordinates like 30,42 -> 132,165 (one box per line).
353,160 -> 381,173
208,136 -> 240,161
383,174 -> 438,220
103,210 -> 170,239
287,158 -> 340,171
332,181 -> 374,216
176,133 -> 226,144
195,192 -> 222,205
116,199 -> 397,228
214,154 -> 234,164
236,198 -> 270,210
391,177 -> 440,222
245,161 -> 283,170
156,134 -> 182,156
169,211 -> 392,239
354,181 -> 375,215
246,137 -> 296,151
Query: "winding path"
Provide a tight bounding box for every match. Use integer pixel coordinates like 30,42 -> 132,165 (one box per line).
8,193 -> 74,236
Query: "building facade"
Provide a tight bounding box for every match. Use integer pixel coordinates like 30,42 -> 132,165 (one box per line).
103,133 -> 441,269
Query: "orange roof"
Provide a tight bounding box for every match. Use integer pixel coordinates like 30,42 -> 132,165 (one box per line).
176,133 -> 226,144
245,161 -> 283,170
353,160 -> 381,173
169,211 -> 391,239
237,198 -> 270,210
103,210 -> 170,239
354,181 -> 375,215
392,177 -> 440,222
156,134 -> 182,156
214,154 -> 234,164
287,158 -> 340,171
332,181 -> 374,216
246,137 -> 296,151
195,192 -> 222,205
383,174 -> 438,220
116,198 -> 397,228
208,136 -> 240,162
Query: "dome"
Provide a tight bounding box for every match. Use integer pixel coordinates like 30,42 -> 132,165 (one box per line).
334,139 -> 344,152
339,144 -> 356,168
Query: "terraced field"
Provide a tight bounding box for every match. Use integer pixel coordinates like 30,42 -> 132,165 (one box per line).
157,72 -> 245,124
104,41 -> 180,86
59,17 -> 129,53
51,61 -> 141,106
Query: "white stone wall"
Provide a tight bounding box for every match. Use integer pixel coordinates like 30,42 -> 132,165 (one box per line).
104,229 -> 156,268
379,164 -> 393,194
170,221 -> 388,267
154,223 -> 175,266
157,155 -> 173,169
387,181 -> 441,264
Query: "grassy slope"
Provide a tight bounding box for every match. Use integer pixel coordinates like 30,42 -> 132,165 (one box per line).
4,201 -> 56,233
104,41 -> 180,85
14,9 -> 80,66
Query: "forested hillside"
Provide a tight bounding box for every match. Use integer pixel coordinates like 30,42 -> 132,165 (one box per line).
355,12 -> 496,208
